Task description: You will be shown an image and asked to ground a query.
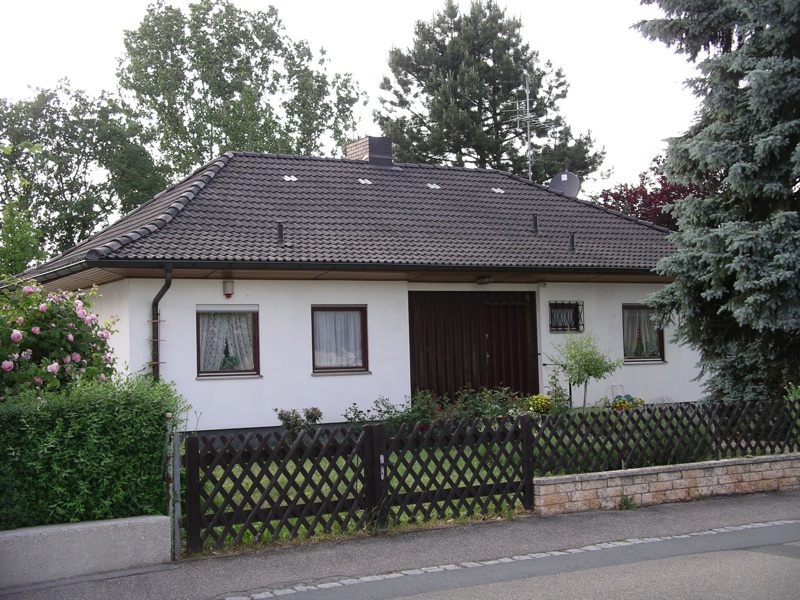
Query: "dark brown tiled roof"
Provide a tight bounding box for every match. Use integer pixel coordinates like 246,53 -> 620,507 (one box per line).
27,152 -> 673,280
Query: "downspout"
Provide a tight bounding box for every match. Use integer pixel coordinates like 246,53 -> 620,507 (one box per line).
151,264 -> 174,380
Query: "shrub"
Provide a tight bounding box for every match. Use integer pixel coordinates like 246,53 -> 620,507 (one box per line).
605,394 -> 645,411
274,406 -> 323,435
0,374 -> 187,530
523,394 -> 553,414
0,279 -> 116,396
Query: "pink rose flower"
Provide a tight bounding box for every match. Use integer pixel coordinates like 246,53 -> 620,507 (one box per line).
46,362 -> 59,374
21,349 -> 32,360
76,308 -> 87,319
98,373 -> 106,382
97,330 -> 110,340
31,327 -> 40,334
22,286 -> 35,294
71,352 -> 81,362
16,317 -> 24,325
1,360 -> 13,371
84,316 -> 95,325
33,376 -> 43,384
10,330 -> 22,342
38,304 -> 47,312
63,355 -> 71,363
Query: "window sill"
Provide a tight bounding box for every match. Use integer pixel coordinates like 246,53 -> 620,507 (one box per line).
196,374 -> 263,380
623,359 -> 666,365
311,370 -> 372,377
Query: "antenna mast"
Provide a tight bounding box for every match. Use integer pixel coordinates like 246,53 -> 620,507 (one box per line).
513,73 -> 534,181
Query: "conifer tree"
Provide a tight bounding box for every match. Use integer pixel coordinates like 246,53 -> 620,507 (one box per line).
375,0 -> 604,182
638,0 -> 800,400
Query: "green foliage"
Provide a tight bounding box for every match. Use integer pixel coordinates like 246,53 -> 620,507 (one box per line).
343,387 -> 522,433
375,0 -> 604,181
0,280 -> 116,396
118,0 -> 364,178
617,493 -> 637,510
523,394 -> 553,414
0,142 -> 45,273
544,367 -> 574,413
637,1 -> 800,401
547,333 -> 622,412
0,82 -> 167,256
0,374 -> 188,530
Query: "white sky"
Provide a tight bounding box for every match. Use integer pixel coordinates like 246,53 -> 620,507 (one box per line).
0,0 -> 699,196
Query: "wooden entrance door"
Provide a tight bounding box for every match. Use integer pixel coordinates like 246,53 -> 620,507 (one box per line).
408,291 -> 538,399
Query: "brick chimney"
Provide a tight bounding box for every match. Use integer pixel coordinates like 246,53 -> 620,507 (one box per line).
345,136 -> 393,166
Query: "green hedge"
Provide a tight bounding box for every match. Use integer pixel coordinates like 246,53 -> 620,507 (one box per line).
0,375 -> 187,530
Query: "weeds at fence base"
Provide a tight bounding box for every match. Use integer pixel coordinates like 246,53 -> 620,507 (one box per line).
617,494 -> 637,511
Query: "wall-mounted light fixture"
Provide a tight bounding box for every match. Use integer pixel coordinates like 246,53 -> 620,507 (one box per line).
223,280 -> 234,298
476,276 -> 493,285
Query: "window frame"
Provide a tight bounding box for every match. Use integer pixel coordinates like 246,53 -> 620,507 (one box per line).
311,305 -> 369,373
548,301 -> 585,333
621,304 -> 665,363
196,305 -> 260,377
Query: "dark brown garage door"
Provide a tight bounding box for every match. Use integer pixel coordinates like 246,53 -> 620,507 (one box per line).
408,291 -> 538,399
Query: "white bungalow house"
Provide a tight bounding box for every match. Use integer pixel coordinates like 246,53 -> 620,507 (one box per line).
26,137 -> 703,431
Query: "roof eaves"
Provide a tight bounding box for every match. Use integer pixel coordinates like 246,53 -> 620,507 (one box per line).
85,153 -> 234,261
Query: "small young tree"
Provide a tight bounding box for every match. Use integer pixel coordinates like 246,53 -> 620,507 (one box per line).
548,333 -> 621,413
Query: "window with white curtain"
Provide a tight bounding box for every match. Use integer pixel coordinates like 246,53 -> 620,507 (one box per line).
622,304 -> 664,361
311,306 -> 368,372
196,306 -> 259,375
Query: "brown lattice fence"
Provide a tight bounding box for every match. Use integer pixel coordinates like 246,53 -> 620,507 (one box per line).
183,399 -> 799,552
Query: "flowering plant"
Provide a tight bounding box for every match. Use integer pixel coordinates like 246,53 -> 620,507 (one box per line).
274,406 -> 324,435
606,394 -> 645,411
523,393 -> 553,414
1,279 -> 117,396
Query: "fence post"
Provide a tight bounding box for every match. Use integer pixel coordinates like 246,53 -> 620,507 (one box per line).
184,435 -> 201,554
362,423 -> 387,531
521,414 -> 534,511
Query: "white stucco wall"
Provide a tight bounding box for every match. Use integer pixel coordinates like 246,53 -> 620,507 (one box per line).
91,278 -> 704,431
537,282 -> 704,406
97,279 -> 412,431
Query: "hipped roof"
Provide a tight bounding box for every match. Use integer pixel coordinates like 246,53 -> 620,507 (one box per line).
26,151 -> 674,287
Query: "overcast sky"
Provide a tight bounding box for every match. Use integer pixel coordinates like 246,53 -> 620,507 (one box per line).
1,0 -> 699,196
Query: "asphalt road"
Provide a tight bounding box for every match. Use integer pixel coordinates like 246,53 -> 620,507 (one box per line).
3,490 -> 799,600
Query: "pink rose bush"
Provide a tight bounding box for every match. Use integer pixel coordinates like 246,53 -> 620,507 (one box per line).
1,279 -> 117,395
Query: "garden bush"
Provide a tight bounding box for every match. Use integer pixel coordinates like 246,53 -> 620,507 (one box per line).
1,279 -> 116,395
0,374 -> 187,530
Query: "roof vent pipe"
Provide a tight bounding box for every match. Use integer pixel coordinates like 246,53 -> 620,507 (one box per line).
532,214 -> 539,235
569,232 -> 576,253
277,221 -> 285,245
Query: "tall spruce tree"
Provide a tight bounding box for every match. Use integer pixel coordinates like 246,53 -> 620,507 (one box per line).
637,0 -> 800,401
374,0 -> 604,182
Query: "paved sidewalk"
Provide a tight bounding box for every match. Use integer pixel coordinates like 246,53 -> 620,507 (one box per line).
3,490 -> 799,600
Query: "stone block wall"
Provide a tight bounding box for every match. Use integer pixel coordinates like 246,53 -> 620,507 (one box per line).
533,454 -> 800,515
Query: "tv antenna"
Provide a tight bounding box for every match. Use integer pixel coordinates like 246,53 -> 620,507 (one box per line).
511,73 -> 551,182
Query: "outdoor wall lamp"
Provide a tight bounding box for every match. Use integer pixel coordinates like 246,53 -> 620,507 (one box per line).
223,280 -> 234,298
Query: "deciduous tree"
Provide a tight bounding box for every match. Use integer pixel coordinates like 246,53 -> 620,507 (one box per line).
0,83 -> 167,256
595,156 -> 709,229
374,0 -> 604,181
118,0 -> 364,177
637,0 -> 800,401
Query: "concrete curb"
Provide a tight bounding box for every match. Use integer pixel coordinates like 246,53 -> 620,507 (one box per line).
0,515 -> 171,589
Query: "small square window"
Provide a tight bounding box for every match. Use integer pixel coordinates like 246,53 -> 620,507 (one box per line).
196,308 -> 259,376
312,306 -> 368,372
622,304 -> 664,361
549,301 -> 584,332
